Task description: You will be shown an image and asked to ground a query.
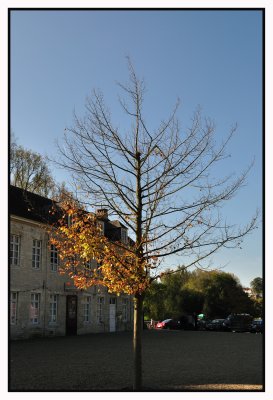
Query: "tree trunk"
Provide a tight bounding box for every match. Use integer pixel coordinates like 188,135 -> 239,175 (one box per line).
133,293 -> 143,391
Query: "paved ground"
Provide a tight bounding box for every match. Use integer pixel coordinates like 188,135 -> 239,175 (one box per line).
9,329 -> 264,391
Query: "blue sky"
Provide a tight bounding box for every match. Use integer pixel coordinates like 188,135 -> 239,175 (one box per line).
10,9 -> 263,287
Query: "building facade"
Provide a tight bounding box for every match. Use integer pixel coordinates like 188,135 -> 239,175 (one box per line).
10,186 -> 133,339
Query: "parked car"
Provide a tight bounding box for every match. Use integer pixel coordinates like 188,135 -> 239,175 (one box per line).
155,319 -> 182,330
206,319 -> 225,331
223,314 -> 253,332
197,319 -> 207,330
179,315 -> 195,330
250,319 -> 264,333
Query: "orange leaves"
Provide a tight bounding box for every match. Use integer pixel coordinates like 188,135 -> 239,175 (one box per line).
47,202 -> 150,296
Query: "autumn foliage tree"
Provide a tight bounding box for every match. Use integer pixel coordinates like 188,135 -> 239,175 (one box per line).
51,59 -> 258,390
49,202 -> 151,295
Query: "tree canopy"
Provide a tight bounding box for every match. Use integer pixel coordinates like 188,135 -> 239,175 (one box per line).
10,139 -> 55,197
55,59 -> 258,276
50,60 -> 258,390
144,269 -> 256,320
49,200 -> 151,295
250,277 -> 263,296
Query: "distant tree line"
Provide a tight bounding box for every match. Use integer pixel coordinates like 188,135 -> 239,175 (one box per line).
144,270 -> 263,320
250,277 -> 263,297
10,135 -> 73,202
10,136 -> 55,197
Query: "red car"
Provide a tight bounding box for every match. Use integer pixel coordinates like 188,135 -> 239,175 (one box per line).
156,319 -> 181,330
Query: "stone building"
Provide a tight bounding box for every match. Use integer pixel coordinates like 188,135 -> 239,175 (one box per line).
10,185 -> 133,339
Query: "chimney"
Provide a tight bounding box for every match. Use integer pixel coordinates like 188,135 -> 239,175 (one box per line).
96,208 -> 109,220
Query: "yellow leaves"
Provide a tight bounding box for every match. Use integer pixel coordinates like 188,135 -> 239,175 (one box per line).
48,202 -> 151,296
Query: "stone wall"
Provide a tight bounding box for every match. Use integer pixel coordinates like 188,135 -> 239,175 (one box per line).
10,215 -> 133,339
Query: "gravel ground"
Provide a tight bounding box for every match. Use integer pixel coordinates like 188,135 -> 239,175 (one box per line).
9,329 -> 264,391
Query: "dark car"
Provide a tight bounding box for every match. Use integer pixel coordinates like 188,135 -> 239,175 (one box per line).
156,318 -> 182,330
206,319 -> 225,331
223,313 -> 253,332
250,319 -> 263,333
197,319 -> 207,330
179,315 -> 195,330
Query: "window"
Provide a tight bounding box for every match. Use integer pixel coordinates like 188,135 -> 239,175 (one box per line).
32,240 -> 42,269
84,259 -> 96,270
30,293 -> 40,324
83,296 -> 91,323
121,229 -> 127,244
49,294 -> 58,323
84,260 -> 92,270
96,296 -> 104,322
67,215 -> 72,227
122,298 -> 129,322
67,214 -> 76,227
97,221 -> 104,235
50,244 -> 59,272
10,235 -> 20,265
83,259 -> 98,277
10,292 -> 18,325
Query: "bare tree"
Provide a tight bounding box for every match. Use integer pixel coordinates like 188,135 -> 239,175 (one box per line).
55,59 -> 258,390
10,139 -> 55,197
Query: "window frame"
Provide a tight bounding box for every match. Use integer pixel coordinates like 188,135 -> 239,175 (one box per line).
10,234 -> 20,266
97,221 -> 105,236
121,228 -> 128,244
122,298 -> 129,322
96,296 -> 104,323
30,293 -> 40,324
49,294 -> 58,323
83,296 -> 92,323
10,292 -> 18,325
50,244 -> 59,272
32,239 -> 42,269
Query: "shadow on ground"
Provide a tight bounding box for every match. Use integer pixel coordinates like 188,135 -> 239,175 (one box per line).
9,330 -> 263,391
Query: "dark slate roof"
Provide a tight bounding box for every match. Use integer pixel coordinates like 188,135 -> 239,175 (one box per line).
9,185 -> 58,224
9,185 -> 130,243
110,220 -> 128,229
104,220 -> 122,242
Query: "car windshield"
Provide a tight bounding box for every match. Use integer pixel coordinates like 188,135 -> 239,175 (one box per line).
162,319 -> 172,323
